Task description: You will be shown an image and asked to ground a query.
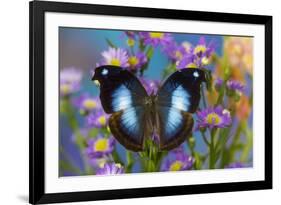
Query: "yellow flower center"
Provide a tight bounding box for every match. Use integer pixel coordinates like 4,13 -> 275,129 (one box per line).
128,56 -> 139,67
98,116 -> 107,126
169,161 -> 183,171
115,163 -> 122,169
94,139 -> 108,152
110,58 -> 121,66
83,99 -> 97,110
60,84 -> 71,95
201,56 -> 209,65
194,45 -> 207,54
206,113 -> 221,125
187,63 -> 197,68
175,51 -> 182,59
127,38 -> 135,47
149,32 -> 164,39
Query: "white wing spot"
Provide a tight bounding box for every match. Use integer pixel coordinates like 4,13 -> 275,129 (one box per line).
193,71 -> 199,78
101,68 -> 108,75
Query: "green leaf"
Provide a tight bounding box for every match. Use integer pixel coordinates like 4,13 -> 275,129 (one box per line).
162,63 -> 177,79
59,160 -> 82,175
146,46 -> 154,59
88,128 -> 99,138
106,38 -> 117,48
112,149 -> 124,165
194,153 -> 202,169
139,39 -> 145,51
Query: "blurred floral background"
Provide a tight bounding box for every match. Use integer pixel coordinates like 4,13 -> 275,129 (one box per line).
59,28 -> 253,176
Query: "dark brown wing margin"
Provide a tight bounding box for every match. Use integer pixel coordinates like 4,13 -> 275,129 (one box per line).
159,112 -> 194,151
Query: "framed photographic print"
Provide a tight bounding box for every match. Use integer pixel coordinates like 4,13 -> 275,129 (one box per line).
29,0 -> 272,204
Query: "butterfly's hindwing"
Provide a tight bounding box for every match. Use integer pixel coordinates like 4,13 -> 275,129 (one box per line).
109,108 -> 145,152
157,107 -> 194,150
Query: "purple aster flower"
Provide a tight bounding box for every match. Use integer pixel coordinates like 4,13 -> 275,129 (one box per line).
193,37 -> 215,67
140,78 -> 160,95
60,67 -> 83,96
215,78 -> 224,91
163,41 -> 191,61
176,37 -> 215,69
124,31 -> 137,39
96,162 -> 125,175
120,31 -> 138,47
86,135 -> 115,158
225,162 -> 248,168
161,149 -> 194,172
72,94 -> 101,114
176,53 -> 197,69
196,106 -> 232,130
128,52 -> 147,70
226,79 -> 245,93
86,110 -> 109,128
139,32 -> 173,47
193,37 -> 215,58
100,47 -> 129,67
215,78 -> 223,87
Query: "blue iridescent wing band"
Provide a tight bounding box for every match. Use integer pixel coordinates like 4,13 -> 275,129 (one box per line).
92,65 -> 148,151
156,68 -> 206,150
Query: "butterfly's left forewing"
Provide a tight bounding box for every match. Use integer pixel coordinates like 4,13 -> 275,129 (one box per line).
156,68 -> 206,150
92,66 -> 148,151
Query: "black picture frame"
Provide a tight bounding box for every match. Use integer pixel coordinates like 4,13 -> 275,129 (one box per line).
29,0 -> 272,204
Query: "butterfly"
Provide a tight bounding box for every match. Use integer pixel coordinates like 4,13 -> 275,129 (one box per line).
92,65 -> 206,152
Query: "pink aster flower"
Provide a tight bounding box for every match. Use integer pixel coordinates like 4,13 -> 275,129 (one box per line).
60,67 -> 83,96
100,47 -> 129,67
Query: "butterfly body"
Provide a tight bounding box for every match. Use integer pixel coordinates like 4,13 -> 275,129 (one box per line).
92,65 -> 206,152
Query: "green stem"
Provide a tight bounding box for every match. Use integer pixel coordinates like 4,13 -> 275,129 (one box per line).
130,46 -> 135,56
200,131 -> 210,146
240,123 -> 253,162
125,151 -> 134,173
209,129 -> 217,169
215,87 -> 225,106
59,147 -> 82,175
61,98 -> 91,174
